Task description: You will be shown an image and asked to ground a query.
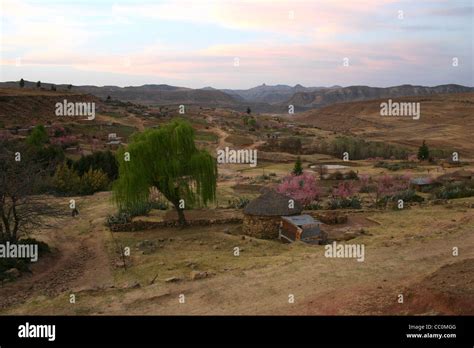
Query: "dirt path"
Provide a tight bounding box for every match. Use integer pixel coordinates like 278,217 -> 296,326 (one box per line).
0,193 -> 114,312
97,113 -> 146,131
2,194 -> 473,315
92,207 -> 474,315
207,126 -> 230,149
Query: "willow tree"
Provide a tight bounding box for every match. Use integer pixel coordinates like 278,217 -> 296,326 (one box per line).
113,119 -> 217,226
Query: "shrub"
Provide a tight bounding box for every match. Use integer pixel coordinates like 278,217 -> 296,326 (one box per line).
248,118 -> 257,128
305,202 -> 323,210
328,197 -> 362,209
316,136 -> 409,160
227,197 -> 250,209
150,201 -> 169,210
26,125 -> 49,148
50,135 -> 78,149
255,174 -> 270,181
72,151 -> 118,180
359,184 -> 377,193
105,211 -> 131,227
376,174 -> 411,201
434,182 -> 474,199
374,161 -> 417,171
119,200 -> 164,217
53,163 -> 80,194
53,164 -> 109,196
392,190 -> 424,203
328,171 -> 344,180
79,168 -> 109,195
293,156 -> 303,176
35,145 -> 65,173
50,125 -> 66,137
417,140 -> 429,161
332,181 -> 357,199
345,170 -> 359,180
117,195 -> 192,218
327,171 -> 358,180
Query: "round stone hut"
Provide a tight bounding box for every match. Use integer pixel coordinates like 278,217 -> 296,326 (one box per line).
243,190 -> 303,239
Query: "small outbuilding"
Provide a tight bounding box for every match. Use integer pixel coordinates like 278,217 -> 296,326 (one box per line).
279,215 -> 324,244
243,190 -> 302,239
410,177 -> 440,191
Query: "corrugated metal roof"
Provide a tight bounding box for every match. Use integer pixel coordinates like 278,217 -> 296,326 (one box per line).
282,214 -> 321,226
410,177 -> 432,185
301,226 -> 321,239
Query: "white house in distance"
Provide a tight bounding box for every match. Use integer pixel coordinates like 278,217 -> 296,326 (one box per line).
107,132 -> 122,149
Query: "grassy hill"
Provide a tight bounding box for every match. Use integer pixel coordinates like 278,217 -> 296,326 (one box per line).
295,92 -> 474,156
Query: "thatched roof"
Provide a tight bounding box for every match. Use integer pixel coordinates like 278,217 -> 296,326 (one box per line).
244,190 -> 303,216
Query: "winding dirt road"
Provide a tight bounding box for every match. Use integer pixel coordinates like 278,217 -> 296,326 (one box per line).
0,193 -> 114,311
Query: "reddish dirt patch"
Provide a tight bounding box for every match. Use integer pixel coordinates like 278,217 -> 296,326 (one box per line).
321,213 -> 380,241
0,238 -> 93,310
390,258 -> 474,315
0,193 -> 114,312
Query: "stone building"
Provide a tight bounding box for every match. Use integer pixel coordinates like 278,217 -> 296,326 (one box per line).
242,190 -> 302,239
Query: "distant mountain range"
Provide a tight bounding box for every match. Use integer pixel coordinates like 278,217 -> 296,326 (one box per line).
1,80 -> 472,113
286,84 -> 474,109
220,84 -> 330,104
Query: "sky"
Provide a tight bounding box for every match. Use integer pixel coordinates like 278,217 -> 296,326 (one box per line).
0,0 -> 473,89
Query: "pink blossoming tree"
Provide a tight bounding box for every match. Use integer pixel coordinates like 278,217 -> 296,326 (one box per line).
277,172 -> 322,206
332,181 -> 357,199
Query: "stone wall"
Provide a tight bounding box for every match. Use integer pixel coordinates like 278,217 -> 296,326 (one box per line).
109,217 -> 242,232
242,215 -> 281,239
309,211 -> 348,225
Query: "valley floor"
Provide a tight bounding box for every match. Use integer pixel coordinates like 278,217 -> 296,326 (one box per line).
1,192 -> 473,315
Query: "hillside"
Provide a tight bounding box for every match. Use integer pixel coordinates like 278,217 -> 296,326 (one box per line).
295,92 -> 474,156
2,81 -> 473,114
0,88 -> 102,127
287,84 -> 474,109
221,84 -> 325,104
0,81 -> 240,108
76,84 -> 240,106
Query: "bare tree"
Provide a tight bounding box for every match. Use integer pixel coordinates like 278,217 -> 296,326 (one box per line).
0,142 -> 65,242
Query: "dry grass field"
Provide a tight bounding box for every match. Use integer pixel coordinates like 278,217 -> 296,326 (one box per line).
295,93 -> 474,156
1,88 -> 473,316
0,191 -> 472,315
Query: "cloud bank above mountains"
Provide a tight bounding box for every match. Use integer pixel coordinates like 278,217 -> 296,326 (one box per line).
1,0 -> 472,88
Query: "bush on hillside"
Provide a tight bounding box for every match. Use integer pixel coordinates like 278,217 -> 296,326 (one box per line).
434,182 -> 474,199
328,197 -> 362,210
73,151 -> 118,181
79,168 -> 109,195
53,163 -> 80,194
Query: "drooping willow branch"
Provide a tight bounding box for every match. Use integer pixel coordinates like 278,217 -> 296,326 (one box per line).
113,119 -> 217,225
